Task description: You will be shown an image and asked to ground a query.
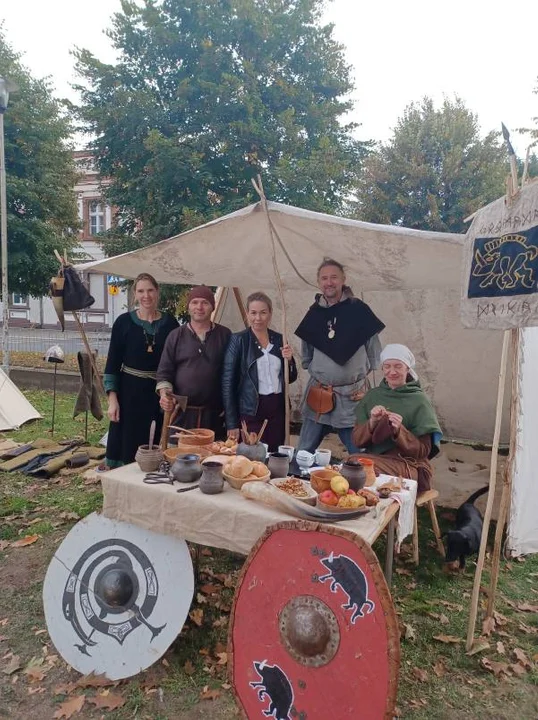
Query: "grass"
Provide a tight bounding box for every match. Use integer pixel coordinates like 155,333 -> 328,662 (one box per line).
10,350 -> 106,374
0,390 -> 537,719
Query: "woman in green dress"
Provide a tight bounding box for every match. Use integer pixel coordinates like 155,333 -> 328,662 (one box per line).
102,273 -> 178,469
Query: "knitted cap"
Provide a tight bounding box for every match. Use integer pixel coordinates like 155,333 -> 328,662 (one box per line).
186,285 -> 215,309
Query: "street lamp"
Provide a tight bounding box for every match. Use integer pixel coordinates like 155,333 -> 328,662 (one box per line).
0,77 -> 18,374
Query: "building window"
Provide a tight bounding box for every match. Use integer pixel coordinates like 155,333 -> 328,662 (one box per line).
89,201 -> 105,235
11,293 -> 28,307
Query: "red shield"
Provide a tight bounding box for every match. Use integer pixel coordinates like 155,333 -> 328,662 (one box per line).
228,521 -> 399,720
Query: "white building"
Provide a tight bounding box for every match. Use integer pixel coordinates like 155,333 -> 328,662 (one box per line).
6,150 -> 128,330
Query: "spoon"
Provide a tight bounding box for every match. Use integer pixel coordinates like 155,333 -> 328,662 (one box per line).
148,420 -> 156,450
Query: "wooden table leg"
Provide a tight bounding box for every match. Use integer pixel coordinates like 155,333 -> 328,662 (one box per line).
384,516 -> 395,586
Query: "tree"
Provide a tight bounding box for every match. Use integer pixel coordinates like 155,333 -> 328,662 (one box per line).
73,0 -> 368,257
355,97 -> 509,234
0,30 -> 79,296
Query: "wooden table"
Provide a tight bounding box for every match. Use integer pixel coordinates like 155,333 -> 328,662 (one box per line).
101,464 -> 403,583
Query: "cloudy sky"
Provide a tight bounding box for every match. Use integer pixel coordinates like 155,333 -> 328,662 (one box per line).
1,0 -> 537,154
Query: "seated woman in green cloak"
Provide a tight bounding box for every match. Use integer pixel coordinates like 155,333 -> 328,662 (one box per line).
351,344 -> 442,492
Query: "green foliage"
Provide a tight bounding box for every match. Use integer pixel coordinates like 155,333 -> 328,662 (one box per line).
0,30 -> 79,295
355,97 -> 509,233
73,0 -> 368,258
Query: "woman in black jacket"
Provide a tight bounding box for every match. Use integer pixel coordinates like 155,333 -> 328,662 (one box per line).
222,292 -> 298,451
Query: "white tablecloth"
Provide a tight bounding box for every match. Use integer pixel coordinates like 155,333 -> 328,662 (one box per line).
100,465 -> 415,555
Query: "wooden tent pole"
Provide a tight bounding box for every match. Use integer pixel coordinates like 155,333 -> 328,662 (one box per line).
466,329 -> 510,650
251,175 -> 290,444
232,287 -> 249,328
486,327 -> 520,618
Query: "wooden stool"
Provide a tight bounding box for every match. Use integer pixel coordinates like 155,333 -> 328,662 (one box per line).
412,489 -> 445,564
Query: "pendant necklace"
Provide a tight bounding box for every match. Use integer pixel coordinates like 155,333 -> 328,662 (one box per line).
138,310 -> 159,353
327,317 -> 337,340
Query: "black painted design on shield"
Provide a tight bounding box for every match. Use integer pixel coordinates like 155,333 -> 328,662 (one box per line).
250,660 -> 294,720
468,228 -> 538,298
318,552 -> 375,623
62,539 -> 165,655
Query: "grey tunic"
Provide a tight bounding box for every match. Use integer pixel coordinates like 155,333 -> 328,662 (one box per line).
301,335 -> 381,428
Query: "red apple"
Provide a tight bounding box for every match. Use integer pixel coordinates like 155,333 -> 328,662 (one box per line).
319,489 -> 339,507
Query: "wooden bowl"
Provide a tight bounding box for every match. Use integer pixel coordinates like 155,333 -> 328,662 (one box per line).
310,468 -> 338,493
177,429 -> 215,446
316,496 -> 369,514
223,467 -> 270,490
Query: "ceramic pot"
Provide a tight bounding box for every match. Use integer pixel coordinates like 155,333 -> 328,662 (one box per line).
170,454 -> 203,483
267,452 -> 290,479
340,460 -> 367,491
199,461 -> 224,494
237,442 -> 267,463
135,445 -> 163,473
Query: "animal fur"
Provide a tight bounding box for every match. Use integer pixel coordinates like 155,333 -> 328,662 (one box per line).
444,486 -> 488,569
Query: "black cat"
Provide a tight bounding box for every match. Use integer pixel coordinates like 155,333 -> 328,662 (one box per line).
444,487 -> 488,569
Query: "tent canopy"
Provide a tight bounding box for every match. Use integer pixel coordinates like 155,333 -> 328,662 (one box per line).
77,201 -> 464,291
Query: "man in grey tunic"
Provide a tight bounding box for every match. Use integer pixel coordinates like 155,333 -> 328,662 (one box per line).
295,259 -> 384,454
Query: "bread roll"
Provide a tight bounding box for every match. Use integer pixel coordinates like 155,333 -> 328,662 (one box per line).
251,461 -> 268,478
227,456 -> 254,479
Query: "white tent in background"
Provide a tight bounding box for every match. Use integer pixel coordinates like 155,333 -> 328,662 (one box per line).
0,368 -> 42,430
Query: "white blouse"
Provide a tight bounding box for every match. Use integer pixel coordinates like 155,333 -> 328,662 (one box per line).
256,344 -> 282,395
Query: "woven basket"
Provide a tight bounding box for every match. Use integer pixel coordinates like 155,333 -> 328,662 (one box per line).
223,468 -> 270,490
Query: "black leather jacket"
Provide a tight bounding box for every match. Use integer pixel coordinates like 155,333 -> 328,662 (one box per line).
222,328 -> 298,429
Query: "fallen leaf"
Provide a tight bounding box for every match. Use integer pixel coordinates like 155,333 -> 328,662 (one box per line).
215,652 -> 228,666
53,695 -> 85,718
433,634 -> 463,644
467,639 -> 490,656
492,611 -> 509,626
481,616 -> 495,637
34,629 -> 47,637
161,658 -> 169,667
0,619 -> 8,626
439,601 -> 463,611
496,642 -> 505,655
496,630 -> 510,638
481,657 -> 511,678
513,648 -> 531,668
54,683 -> 77,695
75,671 -> 114,688
24,665 -> 46,682
221,682 -> 231,690
402,623 -> 416,642
510,663 -> 527,677
196,593 -> 208,605
59,511 -> 80,521
517,603 -> 538,613
518,622 -> 538,635
411,667 -> 428,682
395,567 -> 412,576
184,660 -> 196,676
201,548 -> 212,556
200,686 -> 222,700
189,609 -> 204,627
0,540 -> 10,551
408,699 -> 429,708
433,660 -> 446,677
88,692 -> 126,710
10,534 -> 39,548
28,686 -> 46,695
214,642 -> 227,655
200,584 -> 219,595
3,655 -> 21,675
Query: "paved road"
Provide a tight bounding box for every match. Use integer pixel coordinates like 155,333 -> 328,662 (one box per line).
5,328 -> 111,356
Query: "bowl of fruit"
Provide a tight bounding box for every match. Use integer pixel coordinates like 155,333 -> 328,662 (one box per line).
316,474 -> 369,513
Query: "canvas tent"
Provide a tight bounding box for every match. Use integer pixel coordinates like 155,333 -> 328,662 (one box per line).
78,200 -> 509,442
0,367 -> 42,430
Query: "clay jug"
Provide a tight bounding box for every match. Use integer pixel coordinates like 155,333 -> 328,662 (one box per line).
340,459 -> 367,491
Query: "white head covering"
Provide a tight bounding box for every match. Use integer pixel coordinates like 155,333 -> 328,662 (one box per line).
380,343 -> 418,381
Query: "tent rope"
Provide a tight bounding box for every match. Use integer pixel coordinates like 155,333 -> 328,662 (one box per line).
251,175 -> 291,444
251,178 -> 317,290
